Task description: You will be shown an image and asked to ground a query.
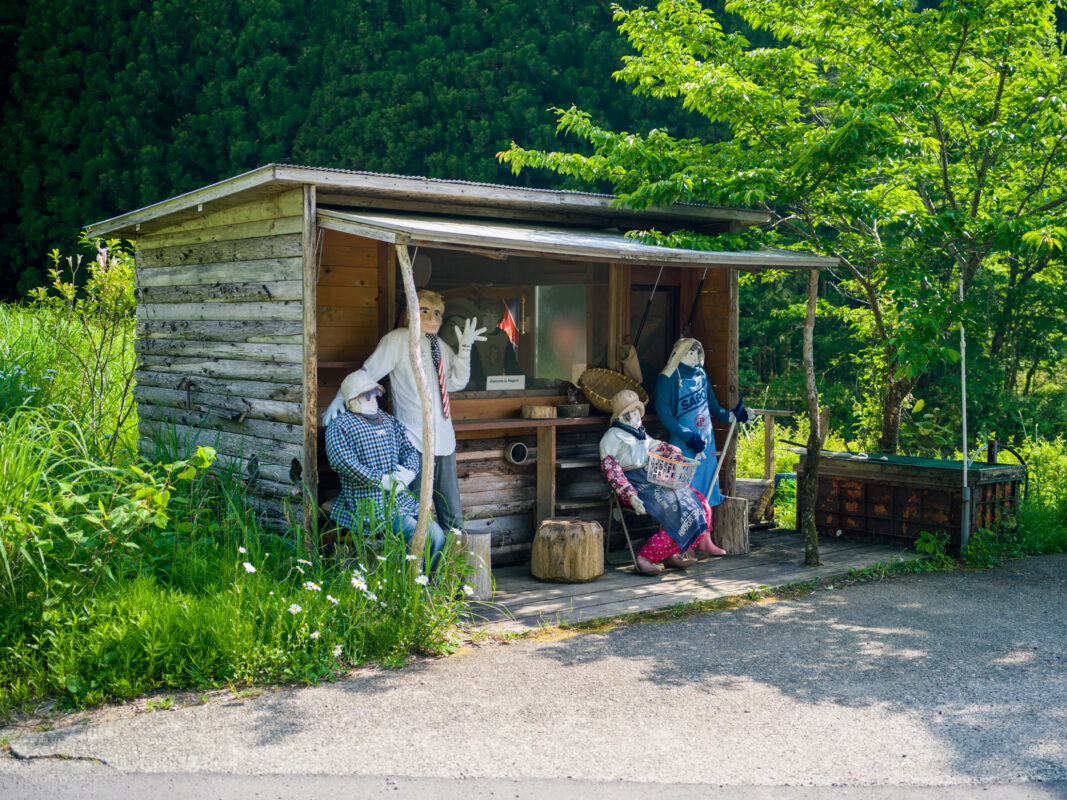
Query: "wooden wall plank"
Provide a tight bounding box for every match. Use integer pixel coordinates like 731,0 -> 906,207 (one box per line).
135,339 -> 303,363
314,285 -> 379,308
316,264 -> 377,288
136,355 -> 303,383
137,320 -> 302,344
136,235 -> 303,269
136,216 -> 303,249
316,326 -> 380,355
134,385 -> 303,425
137,438 -> 295,485
135,370 -> 303,402
139,404 -> 303,445
154,190 -> 303,235
138,258 -> 303,287
321,235 -> 377,266
136,301 -> 302,322
138,418 -> 303,466
136,280 -> 302,305
316,305 -> 376,326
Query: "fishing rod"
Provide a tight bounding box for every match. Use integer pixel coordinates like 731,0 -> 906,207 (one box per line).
683,266 -> 709,335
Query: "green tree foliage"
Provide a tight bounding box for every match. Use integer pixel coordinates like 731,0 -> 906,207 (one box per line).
0,0 -> 702,298
501,0 -> 1067,452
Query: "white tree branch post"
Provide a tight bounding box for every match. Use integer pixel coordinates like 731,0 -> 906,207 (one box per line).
800,267 -> 828,566
396,244 -> 435,562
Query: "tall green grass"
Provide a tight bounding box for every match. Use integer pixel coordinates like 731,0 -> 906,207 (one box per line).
0,292 -> 473,716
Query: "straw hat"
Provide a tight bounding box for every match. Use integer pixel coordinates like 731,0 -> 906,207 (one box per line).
610,389 -> 645,421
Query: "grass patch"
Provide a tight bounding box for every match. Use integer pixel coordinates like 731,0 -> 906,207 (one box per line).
0,290 -> 474,717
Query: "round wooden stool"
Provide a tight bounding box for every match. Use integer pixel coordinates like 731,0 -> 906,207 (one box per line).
531,518 -> 604,583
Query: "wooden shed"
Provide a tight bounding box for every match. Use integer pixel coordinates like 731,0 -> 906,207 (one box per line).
87,164 -> 834,563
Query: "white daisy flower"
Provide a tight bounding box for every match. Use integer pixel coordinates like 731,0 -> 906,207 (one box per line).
303,581 -> 321,592
326,594 -> 339,605
238,546 -> 247,554
288,603 -> 302,614
332,645 -> 343,657
242,562 -> 256,573
310,630 -> 320,639
415,574 -> 429,586
462,584 -> 475,597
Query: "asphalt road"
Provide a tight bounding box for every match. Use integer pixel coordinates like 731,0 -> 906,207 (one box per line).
2,553 -> 1064,799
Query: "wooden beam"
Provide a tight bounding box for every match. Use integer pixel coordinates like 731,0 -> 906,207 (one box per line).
725,267 -> 739,497
302,184 -> 319,527
536,425 -> 557,527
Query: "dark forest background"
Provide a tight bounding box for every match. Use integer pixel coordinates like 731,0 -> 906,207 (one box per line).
2,0 -> 1065,447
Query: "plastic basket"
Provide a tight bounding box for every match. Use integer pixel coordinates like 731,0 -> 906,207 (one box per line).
646,452 -> 700,489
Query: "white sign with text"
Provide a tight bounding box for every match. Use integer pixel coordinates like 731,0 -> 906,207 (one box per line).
486,375 -> 526,391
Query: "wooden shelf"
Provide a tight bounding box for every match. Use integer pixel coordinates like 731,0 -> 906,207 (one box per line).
452,416 -> 607,432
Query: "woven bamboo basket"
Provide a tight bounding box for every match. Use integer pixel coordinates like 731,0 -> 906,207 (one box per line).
577,368 -> 649,413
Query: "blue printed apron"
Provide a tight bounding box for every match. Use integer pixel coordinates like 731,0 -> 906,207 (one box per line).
668,367 -> 723,505
624,467 -> 709,551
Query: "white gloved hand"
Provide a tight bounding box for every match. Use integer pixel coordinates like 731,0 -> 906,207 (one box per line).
728,411 -> 737,424
381,472 -> 403,493
394,466 -> 416,487
321,390 -> 345,426
455,317 -> 488,351
629,495 -> 647,515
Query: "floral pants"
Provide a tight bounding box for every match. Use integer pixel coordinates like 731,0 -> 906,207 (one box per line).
635,489 -> 715,563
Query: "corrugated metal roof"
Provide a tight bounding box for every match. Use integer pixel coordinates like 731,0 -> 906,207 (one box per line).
317,209 -> 836,270
85,164 -> 770,238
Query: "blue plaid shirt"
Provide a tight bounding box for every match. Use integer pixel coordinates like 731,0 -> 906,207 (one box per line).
325,409 -> 420,530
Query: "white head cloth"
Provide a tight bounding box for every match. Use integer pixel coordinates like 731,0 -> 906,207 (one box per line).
660,338 -> 704,378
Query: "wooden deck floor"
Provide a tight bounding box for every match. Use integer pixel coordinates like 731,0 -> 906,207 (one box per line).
470,528 -> 921,633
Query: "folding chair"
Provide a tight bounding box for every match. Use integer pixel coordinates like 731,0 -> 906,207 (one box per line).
604,490 -> 641,567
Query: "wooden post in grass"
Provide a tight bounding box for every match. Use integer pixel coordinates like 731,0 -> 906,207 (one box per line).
396,244 -> 434,561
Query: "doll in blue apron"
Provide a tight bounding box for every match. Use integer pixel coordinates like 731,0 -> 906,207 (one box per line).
655,338 -> 749,506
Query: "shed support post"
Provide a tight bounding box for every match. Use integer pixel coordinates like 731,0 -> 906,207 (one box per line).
301,185 -> 318,537
396,244 -> 435,561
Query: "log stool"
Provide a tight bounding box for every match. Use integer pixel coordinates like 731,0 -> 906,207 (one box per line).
712,496 -> 750,555
531,518 -> 604,583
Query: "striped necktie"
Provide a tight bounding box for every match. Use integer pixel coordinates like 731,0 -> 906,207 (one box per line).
426,333 -> 450,419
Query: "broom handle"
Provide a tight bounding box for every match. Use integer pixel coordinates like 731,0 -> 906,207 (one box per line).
708,417 -> 738,492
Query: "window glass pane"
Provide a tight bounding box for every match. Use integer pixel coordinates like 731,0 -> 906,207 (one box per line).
396,247 -> 609,393
534,284 -> 587,384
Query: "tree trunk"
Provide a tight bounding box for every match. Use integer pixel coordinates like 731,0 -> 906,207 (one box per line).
799,268 -> 827,566
876,378 -> 909,454
396,245 -> 435,562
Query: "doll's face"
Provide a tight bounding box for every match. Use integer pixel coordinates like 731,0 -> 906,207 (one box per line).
681,344 -> 703,368
347,388 -> 382,416
419,302 -> 444,335
621,408 -> 643,428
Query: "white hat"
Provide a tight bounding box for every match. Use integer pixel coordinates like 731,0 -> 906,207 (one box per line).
340,371 -> 384,405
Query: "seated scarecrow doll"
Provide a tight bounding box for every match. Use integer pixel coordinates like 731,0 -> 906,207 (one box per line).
325,370 -> 445,565
599,389 -> 726,576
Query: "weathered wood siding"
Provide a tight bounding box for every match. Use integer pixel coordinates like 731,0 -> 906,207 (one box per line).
134,189 -> 306,523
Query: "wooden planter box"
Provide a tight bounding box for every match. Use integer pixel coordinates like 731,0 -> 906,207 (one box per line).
795,452 -> 1025,552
